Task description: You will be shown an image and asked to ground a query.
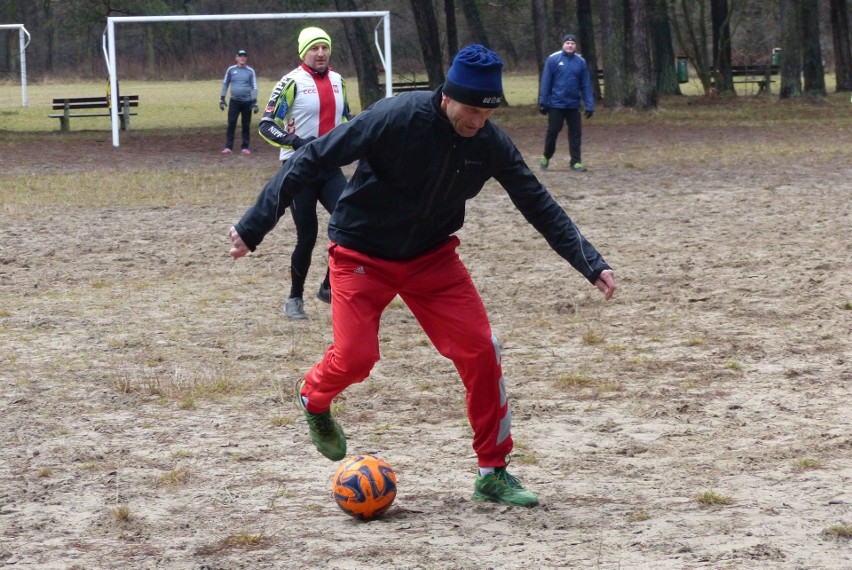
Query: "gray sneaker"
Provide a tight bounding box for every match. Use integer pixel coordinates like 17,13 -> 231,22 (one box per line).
283,296 -> 308,319
316,281 -> 331,304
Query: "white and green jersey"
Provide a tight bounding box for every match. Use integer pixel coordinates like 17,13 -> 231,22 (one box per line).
258,63 -> 351,161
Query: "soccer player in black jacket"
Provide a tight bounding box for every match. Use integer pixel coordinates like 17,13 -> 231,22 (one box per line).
228,45 -> 617,507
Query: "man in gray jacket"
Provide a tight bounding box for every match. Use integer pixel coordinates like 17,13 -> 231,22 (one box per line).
228,45 -> 617,508
220,49 -> 258,155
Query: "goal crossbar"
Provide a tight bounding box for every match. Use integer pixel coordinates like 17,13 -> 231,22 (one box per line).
104,11 -> 392,147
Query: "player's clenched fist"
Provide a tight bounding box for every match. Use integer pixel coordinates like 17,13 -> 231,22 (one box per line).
228,226 -> 250,259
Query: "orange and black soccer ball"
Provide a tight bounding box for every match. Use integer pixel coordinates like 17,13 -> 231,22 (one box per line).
331,454 -> 397,520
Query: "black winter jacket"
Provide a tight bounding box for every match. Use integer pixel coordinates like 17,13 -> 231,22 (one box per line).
234,88 -> 611,284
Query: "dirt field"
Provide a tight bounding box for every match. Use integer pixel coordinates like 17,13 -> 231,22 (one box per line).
1,100 -> 850,569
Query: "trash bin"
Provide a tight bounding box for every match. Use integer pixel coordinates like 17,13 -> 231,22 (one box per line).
676,56 -> 689,83
771,48 -> 781,66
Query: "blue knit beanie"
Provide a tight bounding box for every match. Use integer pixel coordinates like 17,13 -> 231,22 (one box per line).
443,44 -> 504,108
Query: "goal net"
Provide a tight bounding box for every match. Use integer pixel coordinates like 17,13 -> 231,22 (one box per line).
104,11 -> 392,147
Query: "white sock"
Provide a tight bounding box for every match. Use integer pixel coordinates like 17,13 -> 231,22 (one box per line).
478,467 -> 495,477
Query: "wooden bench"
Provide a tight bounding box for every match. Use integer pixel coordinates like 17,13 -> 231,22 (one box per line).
714,65 -> 779,93
49,95 -> 139,132
378,80 -> 431,94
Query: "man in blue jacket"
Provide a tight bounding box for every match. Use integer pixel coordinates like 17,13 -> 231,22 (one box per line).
228,45 -> 617,508
538,34 -> 594,171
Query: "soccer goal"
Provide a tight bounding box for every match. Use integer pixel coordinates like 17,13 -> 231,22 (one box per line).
103,11 -> 392,147
0,24 -> 31,107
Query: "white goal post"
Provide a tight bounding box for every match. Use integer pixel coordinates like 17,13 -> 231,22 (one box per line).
0,24 -> 31,107
104,11 -> 392,147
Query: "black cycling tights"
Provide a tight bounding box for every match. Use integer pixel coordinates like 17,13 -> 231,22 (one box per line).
288,168 -> 346,299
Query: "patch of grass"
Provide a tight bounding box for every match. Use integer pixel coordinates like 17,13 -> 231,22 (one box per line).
511,441 -> 538,465
582,330 -> 605,345
724,360 -> 743,371
270,415 -> 294,427
628,510 -> 650,522
156,467 -> 191,488
825,523 -> 852,539
793,458 -> 822,470
844,302 -> 852,310
556,370 -> 594,389
111,504 -> 131,521
687,337 -> 706,346
697,489 -> 733,506
231,532 -> 263,546
36,467 -> 52,478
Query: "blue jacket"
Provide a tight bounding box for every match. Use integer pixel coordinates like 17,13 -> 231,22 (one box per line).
539,51 -> 593,111
235,88 -> 610,284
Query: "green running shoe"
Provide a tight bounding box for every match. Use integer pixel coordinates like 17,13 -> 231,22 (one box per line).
295,379 -> 347,461
571,162 -> 587,172
539,156 -> 549,171
473,468 -> 540,507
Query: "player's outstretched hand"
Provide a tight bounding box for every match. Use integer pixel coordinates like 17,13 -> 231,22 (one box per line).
228,226 -> 250,259
219,99 -> 226,111
585,110 -> 594,119
595,269 -> 616,300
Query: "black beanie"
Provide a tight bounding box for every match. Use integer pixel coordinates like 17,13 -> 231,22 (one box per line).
442,44 -> 504,108
562,34 -> 577,43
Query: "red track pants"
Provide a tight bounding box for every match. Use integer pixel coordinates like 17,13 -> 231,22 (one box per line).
301,236 -> 513,468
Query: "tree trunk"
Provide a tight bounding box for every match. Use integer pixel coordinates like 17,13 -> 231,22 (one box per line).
801,0 -> 826,96
334,0 -> 383,108
649,0 -> 682,95
531,0 -> 549,82
460,0 -> 491,47
577,0 -> 602,101
830,0 -> 852,91
600,0 -> 627,107
628,0 -> 657,109
409,0 -> 444,87
779,0 -> 802,98
711,0 -> 734,93
444,0 -> 458,67
670,0 -> 713,94
553,0 -> 569,38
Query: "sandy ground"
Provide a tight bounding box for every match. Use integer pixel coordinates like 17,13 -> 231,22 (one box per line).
1,105 -> 851,569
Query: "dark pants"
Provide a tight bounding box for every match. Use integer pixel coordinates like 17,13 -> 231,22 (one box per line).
225,99 -> 253,150
543,108 -> 583,166
288,167 -> 346,299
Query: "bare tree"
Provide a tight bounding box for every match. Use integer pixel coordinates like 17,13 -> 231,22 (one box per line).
409,0 -> 444,87
628,0 -> 657,109
531,0 -> 549,81
648,0 -> 682,95
335,0 -> 383,108
830,0 -> 852,91
670,0 -> 713,93
779,0 -> 802,98
711,0 -> 734,93
577,0 -> 602,101
459,0 -> 491,47
600,0 -> 627,107
801,0 -> 826,96
444,0 -> 458,66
